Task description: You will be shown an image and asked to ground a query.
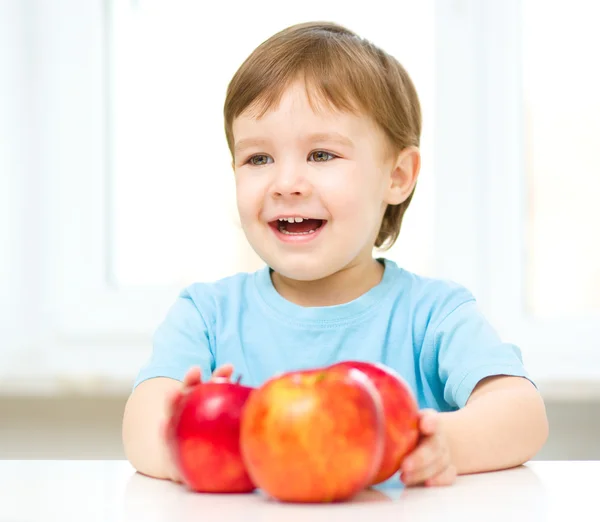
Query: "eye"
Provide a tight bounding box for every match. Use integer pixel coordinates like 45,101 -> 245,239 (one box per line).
248,154 -> 273,166
309,151 -> 336,162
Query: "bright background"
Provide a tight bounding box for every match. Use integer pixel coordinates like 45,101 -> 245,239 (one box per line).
1,0 -> 598,460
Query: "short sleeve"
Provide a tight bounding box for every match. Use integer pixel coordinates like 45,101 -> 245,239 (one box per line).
132,290 -> 215,389
434,298 -> 535,409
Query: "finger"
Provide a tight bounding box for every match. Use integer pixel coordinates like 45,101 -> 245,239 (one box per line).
402,456 -> 448,487
401,435 -> 440,474
401,443 -> 450,486
182,366 -> 202,387
425,464 -> 457,487
211,363 -> 234,381
419,409 -> 438,436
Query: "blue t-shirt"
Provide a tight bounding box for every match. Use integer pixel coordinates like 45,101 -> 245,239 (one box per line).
133,258 -> 532,411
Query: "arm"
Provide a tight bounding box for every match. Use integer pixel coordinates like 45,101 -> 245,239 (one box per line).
440,375 -> 549,474
122,365 -> 234,482
400,375 -> 548,487
122,289 -> 216,481
122,377 -> 182,481
401,289 -> 548,487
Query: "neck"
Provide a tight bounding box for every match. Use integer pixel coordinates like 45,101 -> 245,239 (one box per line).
270,257 -> 385,307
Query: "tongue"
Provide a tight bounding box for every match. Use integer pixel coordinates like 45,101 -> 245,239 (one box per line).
283,219 -> 322,233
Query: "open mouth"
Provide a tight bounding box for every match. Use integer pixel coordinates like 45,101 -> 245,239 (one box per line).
269,217 -> 327,236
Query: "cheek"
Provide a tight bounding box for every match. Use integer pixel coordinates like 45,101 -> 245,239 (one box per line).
320,165 -> 385,216
235,175 -> 263,219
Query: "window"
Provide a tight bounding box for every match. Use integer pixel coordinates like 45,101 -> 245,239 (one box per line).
458,0 -> 600,384
10,0 -> 596,390
522,0 -> 600,318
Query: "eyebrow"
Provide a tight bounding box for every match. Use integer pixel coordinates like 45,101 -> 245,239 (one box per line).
234,138 -> 269,156
306,132 -> 355,148
234,132 -> 355,156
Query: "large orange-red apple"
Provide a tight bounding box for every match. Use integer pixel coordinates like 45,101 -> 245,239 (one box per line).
329,361 -> 419,484
167,379 -> 256,493
240,367 -> 384,503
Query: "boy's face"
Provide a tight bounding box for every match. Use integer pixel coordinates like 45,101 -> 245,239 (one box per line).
232,80 -> 412,282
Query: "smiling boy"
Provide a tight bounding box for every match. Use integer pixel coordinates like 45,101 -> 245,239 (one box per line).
122,21 -> 548,488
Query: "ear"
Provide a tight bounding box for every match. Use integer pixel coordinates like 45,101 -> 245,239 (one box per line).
384,146 -> 421,205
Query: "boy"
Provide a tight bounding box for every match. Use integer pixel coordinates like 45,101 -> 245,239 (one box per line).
122,21 -> 548,488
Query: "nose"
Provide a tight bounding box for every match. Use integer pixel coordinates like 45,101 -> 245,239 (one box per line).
270,164 -> 311,199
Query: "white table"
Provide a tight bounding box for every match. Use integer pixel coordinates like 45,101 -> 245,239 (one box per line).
0,460 -> 597,521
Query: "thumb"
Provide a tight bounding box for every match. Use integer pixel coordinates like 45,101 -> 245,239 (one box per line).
419,409 -> 438,436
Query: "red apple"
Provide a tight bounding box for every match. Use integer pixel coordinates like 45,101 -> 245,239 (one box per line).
240,367 -> 385,503
329,361 -> 419,484
167,378 -> 256,493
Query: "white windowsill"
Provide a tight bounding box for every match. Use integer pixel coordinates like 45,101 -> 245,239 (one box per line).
2,344 -> 600,401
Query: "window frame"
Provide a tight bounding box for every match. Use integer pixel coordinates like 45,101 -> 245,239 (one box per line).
434,0 -> 600,385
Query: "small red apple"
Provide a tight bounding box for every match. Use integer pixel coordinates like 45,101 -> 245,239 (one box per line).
240,367 -> 385,503
329,361 -> 419,484
167,378 -> 256,493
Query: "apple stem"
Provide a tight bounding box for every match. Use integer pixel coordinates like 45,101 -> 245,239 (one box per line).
236,374 -> 242,384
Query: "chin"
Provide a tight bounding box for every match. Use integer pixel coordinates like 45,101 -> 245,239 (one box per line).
273,266 -> 333,282
244,229 -> 364,282
264,254 -> 353,282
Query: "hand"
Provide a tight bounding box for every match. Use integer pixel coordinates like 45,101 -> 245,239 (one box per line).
400,409 -> 457,487
161,364 -> 235,483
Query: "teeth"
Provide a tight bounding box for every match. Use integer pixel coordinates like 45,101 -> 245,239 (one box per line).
277,217 -> 306,222
280,228 -> 317,235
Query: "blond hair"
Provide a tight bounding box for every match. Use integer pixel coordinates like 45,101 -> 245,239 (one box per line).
224,21 -> 422,249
